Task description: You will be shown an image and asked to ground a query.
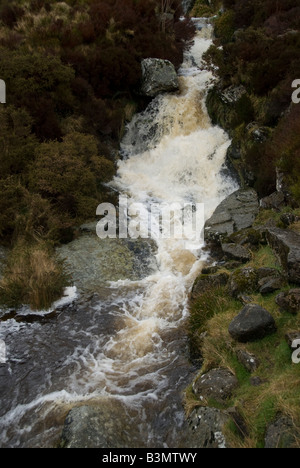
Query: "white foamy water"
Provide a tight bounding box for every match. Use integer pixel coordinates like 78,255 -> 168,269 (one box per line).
0,25 -> 238,448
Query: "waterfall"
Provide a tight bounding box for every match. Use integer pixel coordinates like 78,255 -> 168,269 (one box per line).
0,22 -> 238,448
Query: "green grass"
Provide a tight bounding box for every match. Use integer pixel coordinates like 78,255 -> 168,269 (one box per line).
187,243 -> 300,447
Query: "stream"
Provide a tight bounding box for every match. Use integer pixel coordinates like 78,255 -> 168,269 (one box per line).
0,20 -> 237,448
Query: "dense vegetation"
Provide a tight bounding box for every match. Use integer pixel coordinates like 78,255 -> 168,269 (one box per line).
0,0 -> 194,309
203,0 -> 300,200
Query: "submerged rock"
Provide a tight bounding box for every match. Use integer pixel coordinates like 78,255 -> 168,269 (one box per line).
205,189 -> 259,243
140,58 -> 179,97
60,401 -> 142,448
229,304 -> 277,343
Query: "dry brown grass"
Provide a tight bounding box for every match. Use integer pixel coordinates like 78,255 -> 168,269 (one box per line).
0,239 -> 68,310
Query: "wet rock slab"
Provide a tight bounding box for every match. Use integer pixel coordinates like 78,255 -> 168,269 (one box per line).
61,401 -> 143,448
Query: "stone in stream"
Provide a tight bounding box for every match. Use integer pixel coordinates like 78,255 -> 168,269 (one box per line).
228,304 -> 277,343
140,58 -> 179,97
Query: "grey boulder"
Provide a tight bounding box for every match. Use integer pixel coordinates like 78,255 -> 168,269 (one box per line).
193,368 -> 238,404
140,58 -> 179,97
265,228 -> 300,284
205,189 -> 259,242
229,304 -> 277,343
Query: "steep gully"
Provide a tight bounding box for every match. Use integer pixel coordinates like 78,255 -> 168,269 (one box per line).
0,20 -> 237,447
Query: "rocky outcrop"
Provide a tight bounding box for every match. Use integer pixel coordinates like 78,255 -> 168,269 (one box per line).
228,304 -> 277,343
221,243 -> 251,263
229,267 -> 258,298
276,289 -> 300,315
140,59 -> 179,97
265,416 -> 299,449
204,189 -> 259,242
265,228 -> 300,284
193,368 -> 238,404
191,272 -> 229,300
220,85 -> 247,105
185,406 -> 230,448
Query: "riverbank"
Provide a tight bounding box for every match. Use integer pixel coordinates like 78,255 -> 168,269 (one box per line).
185,0 -> 300,447
186,185 -> 300,447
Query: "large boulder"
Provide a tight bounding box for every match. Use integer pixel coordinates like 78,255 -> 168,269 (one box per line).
204,189 -> 259,243
265,228 -> 300,284
228,304 -> 277,343
193,368 -> 238,404
60,401 -> 142,448
140,58 -> 179,97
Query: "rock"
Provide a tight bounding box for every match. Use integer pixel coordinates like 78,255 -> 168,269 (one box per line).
205,189 -> 259,243
229,267 -> 258,298
221,243 -> 251,263
191,272 -> 229,300
193,368 -> 238,404
250,376 -> 264,387
228,304 -> 277,343
260,192 -> 286,211
285,331 -> 300,349
185,406 -> 230,449
140,58 -> 179,97
259,277 -> 284,295
226,407 -> 249,439
226,144 -> 241,160
220,85 -> 247,104
257,268 -> 280,281
229,228 -> 262,248
236,349 -> 260,373
265,416 -> 298,448
60,401 -> 142,448
265,228 -> 300,284
280,213 -> 299,228
275,289 -> 300,315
